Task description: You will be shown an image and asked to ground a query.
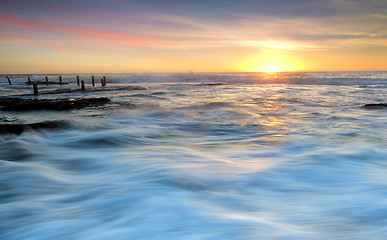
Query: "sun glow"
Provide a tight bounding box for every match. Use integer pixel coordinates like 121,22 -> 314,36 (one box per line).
241,52 -> 303,72
265,65 -> 278,73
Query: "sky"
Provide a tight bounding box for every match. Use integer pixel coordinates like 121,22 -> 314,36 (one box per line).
0,0 -> 387,73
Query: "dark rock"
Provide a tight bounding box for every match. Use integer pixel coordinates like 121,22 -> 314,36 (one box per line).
0,120 -> 69,134
0,97 -> 23,107
1,97 -> 110,111
363,103 -> 387,108
102,86 -> 147,91
197,83 -> 225,86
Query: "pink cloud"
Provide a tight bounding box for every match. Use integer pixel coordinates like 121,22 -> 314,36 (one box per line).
0,12 -> 167,47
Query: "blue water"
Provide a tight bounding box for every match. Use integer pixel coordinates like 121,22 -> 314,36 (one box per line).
1,72 -> 387,239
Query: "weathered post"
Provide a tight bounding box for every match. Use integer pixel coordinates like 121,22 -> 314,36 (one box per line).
45,76 -> 48,85
101,78 -> 104,87
81,80 -> 86,91
27,75 -> 31,85
91,75 -> 95,87
103,76 -> 106,86
59,75 -> 62,85
33,81 -> 38,95
76,75 -> 80,86
7,76 -> 12,85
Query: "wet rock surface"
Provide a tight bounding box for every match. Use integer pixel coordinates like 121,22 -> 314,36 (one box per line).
32,86 -> 147,95
0,97 -> 110,111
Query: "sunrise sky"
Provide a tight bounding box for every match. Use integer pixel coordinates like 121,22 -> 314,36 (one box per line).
1,0 -> 386,73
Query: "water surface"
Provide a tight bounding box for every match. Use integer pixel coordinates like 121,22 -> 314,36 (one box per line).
1,72 -> 387,239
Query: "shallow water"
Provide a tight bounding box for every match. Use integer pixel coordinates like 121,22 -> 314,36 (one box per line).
1,72 -> 387,239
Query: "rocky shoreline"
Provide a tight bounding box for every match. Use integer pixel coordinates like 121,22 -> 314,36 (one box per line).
0,97 -> 111,111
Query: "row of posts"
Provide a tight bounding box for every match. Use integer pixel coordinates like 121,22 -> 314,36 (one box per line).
6,75 -> 107,95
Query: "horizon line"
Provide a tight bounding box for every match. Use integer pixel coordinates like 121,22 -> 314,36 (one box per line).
2,70 -> 387,76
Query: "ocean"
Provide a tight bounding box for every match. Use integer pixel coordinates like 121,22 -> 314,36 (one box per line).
1,72 -> 387,239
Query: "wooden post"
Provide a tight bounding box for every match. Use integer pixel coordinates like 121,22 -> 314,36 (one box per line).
81,80 -> 86,91
91,75 -> 95,87
59,75 -> 62,85
33,81 -> 38,95
101,78 -> 104,87
103,76 -> 106,86
45,76 -> 48,85
27,75 -> 31,85
76,75 -> 80,86
7,76 -> 12,85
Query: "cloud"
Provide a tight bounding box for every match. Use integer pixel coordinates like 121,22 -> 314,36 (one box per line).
0,12 -> 167,47
1,0 -> 386,73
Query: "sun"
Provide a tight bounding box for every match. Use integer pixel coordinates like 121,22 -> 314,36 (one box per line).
265,65 -> 278,73
240,52 -> 301,72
